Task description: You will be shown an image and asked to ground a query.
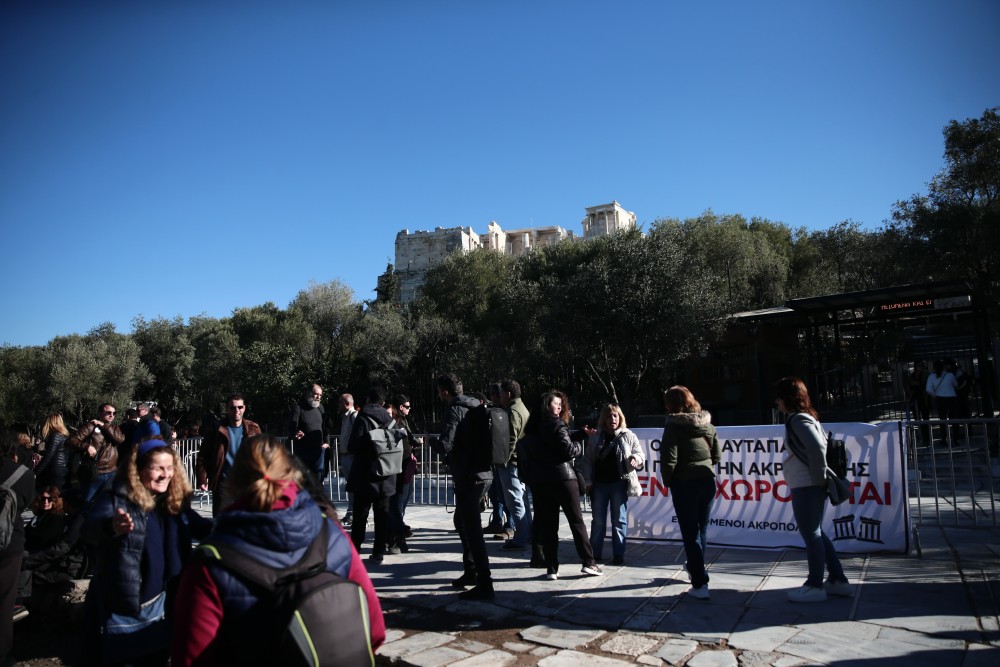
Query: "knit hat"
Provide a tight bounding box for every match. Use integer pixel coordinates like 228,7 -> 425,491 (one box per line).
137,439 -> 169,459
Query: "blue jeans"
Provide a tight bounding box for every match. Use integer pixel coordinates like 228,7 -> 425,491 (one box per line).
670,476 -> 716,588
494,462 -> 532,546
790,484 -> 845,587
487,476 -> 510,530
389,481 -> 414,536
589,479 -> 629,559
85,471 -> 115,503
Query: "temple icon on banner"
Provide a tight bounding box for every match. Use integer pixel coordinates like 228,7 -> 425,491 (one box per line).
858,517 -> 884,544
832,515 -> 856,541
832,514 -> 884,544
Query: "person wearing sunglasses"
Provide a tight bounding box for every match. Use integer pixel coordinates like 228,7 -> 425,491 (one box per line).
196,394 -> 262,515
67,403 -> 124,502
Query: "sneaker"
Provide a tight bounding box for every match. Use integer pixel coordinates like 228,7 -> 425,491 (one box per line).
494,528 -> 515,540
787,585 -> 827,603
545,571 -> 559,580
687,585 -> 710,600
13,604 -> 29,622
451,572 -> 477,589
502,541 -> 527,550
529,555 -> 546,568
612,555 -> 625,566
825,579 -> 853,597
386,543 -> 402,555
581,563 -> 604,576
341,513 -> 353,527
458,583 -> 495,601
367,553 -> 384,564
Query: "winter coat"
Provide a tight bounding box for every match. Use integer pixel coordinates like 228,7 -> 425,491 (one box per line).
170,486 -> 385,666
347,403 -> 397,497
0,459 -> 35,560
430,393 -> 491,483
782,412 -> 827,489
580,427 -> 645,486
67,421 -> 124,475
35,432 -> 69,489
519,414 -> 583,484
83,480 -> 209,616
195,419 -> 262,492
659,411 -> 720,486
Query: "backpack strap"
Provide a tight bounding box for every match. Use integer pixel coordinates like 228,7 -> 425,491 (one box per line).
198,520 -> 331,590
1,465 -> 27,491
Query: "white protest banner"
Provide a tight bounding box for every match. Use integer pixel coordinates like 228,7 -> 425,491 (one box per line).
621,422 -> 909,553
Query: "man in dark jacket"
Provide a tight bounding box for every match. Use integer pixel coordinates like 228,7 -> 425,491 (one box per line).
1,428 -> 36,658
346,387 -> 396,563
67,403 -> 124,502
290,384 -> 328,481
430,373 -> 495,600
196,394 -> 261,515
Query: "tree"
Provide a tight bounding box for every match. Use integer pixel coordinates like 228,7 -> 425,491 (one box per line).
46,323 -> 151,424
287,280 -> 362,390
0,344 -> 50,425
131,316 -> 196,420
892,107 -> 1000,307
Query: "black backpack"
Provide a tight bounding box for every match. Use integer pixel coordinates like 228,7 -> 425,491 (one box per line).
462,403 -> 511,469
196,521 -> 374,667
825,432 -> 848,479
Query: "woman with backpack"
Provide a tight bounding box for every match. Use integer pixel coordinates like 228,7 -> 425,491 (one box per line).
776,377 -> 851,603
171,434 -> 385,666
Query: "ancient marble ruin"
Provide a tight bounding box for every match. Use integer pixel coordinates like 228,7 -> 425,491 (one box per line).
387,201 -> 636,303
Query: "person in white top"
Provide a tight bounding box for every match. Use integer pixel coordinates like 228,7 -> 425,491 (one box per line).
925,359 -> 958,421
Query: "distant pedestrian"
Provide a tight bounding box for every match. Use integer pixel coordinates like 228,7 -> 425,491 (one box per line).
195,394 -> 261,514
290,383 -> 328,481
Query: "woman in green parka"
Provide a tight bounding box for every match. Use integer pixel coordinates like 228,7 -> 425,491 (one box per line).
660,385 -> 720,600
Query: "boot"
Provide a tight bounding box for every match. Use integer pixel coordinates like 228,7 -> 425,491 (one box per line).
451,572 -> 477,589
529,546 -> 546,568
458,580 -> 495,601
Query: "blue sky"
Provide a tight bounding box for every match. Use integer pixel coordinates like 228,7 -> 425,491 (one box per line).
2,0 -> 998,347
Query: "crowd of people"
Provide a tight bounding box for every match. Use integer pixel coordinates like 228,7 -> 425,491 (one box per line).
0,373 -> 858,665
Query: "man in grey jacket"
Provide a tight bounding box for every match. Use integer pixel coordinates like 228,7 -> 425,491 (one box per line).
430,373 -> 494,600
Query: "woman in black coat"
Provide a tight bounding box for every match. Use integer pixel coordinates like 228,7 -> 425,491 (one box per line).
36,413 -> 70,491
521,391 -> 603,580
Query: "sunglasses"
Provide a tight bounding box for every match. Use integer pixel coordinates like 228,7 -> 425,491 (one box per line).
40,496 -> 54,502
228,405 -> 246,411
104,410 -> 116,415
400,404 -> 412,409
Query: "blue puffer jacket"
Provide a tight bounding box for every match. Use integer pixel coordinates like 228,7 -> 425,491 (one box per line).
202,490 -> 356,632
83,480 -> 204,616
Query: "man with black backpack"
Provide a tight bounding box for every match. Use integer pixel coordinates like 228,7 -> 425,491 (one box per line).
346,387 -> 398,564
429,373 -> 495,601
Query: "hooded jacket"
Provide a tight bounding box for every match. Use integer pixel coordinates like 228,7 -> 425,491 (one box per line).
659,411 -> 720,486
171,486 -> 385,665
431,393 -> 491,483
346,403 -> 397,497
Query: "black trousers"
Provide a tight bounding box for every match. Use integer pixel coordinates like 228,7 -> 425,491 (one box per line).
0,554 -> 23,664
533,479 -> 596,573
453,477 -> 492,584
351,490 -> 391,557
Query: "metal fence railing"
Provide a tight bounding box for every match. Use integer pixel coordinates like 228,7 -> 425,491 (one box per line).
902,418 -> 999,527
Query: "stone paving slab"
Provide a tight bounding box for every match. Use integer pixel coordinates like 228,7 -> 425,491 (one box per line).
686,650 -> 738,667
520,623 -> 607,649
726,623 -> 801,653
537,649 -> 638,666
406,646 -> 473,667
599,632 -> 659,656
448,649 -> 519,666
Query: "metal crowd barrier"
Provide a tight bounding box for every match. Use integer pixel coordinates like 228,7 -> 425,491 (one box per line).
901,418 -> 999,527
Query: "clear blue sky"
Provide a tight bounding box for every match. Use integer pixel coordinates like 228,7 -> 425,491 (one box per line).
2,0 -> 998,347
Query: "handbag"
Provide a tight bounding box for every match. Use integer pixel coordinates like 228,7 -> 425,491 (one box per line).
825,469 -> 850,506
101,591 -> 170,663
626,469 -> 642,497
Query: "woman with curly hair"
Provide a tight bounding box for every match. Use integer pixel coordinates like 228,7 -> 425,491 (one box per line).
82,437 -> 210,665
171,434 -> 385,666
36,413 -> 70,491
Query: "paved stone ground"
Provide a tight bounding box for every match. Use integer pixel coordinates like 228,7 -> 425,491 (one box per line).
366,503 -> 1000,666
9,498 -> 999,666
